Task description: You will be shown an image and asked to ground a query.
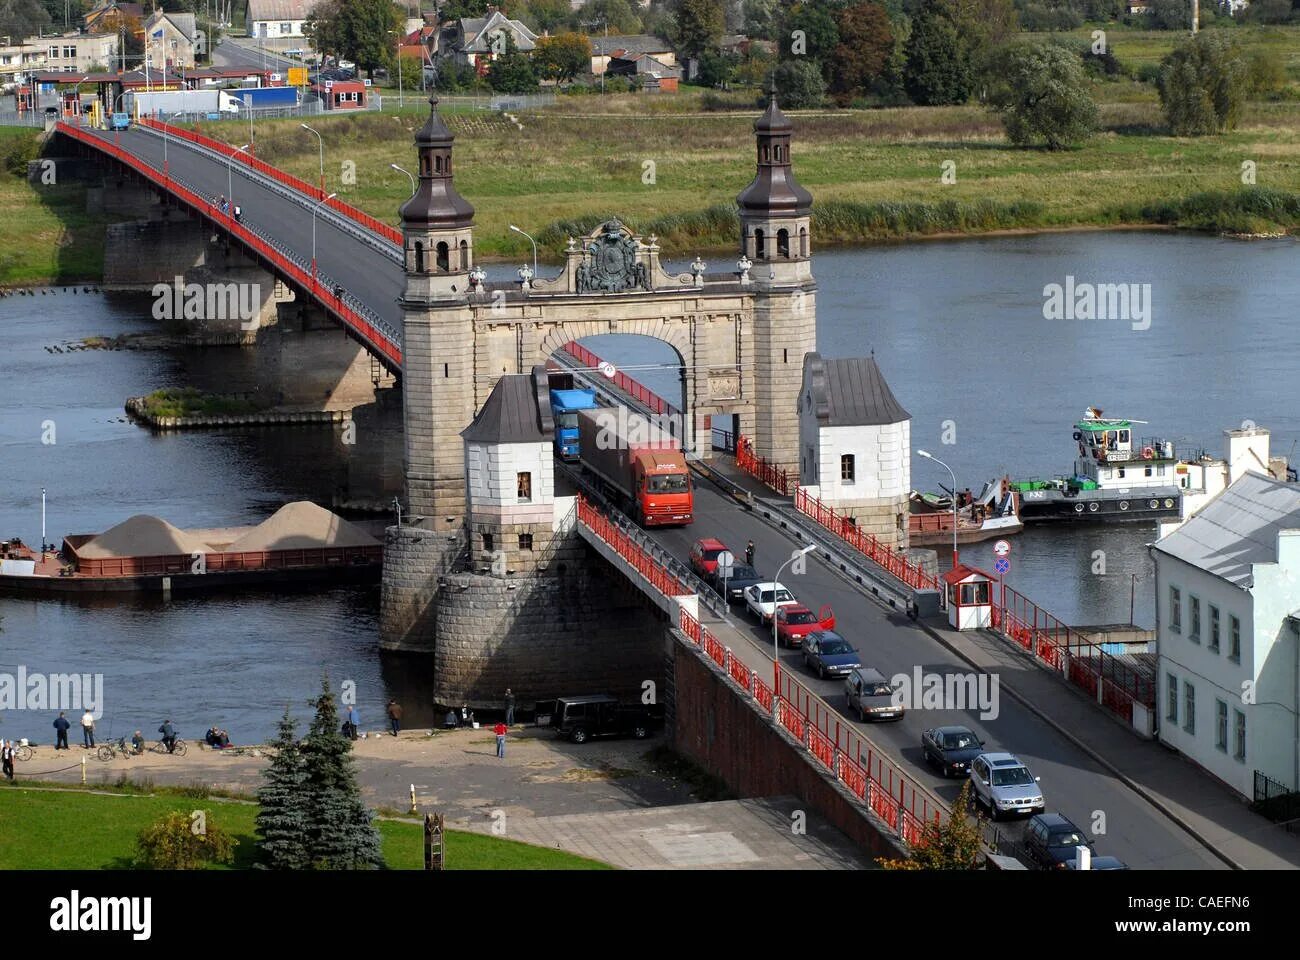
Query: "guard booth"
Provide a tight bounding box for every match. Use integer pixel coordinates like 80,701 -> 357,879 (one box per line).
15,85 -> 35,114
942,564 -> 995,630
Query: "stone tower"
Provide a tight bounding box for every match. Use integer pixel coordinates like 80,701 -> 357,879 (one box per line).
399,95 -> 478,526
739,94 -> 816,471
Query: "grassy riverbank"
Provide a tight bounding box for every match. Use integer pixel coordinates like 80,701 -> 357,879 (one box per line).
0,785 -> 608,869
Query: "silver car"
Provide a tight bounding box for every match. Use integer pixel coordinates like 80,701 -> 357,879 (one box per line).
968,752 -> 1044,820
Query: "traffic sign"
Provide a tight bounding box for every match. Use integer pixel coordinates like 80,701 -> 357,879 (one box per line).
993,540 -> 1011,557
598,361 -> 617,379
994,557 -> 1010,575
716,550 -> 735,577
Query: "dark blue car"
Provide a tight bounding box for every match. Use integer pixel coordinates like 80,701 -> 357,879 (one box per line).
921,725 -> 986,777
802,629 -> 861,679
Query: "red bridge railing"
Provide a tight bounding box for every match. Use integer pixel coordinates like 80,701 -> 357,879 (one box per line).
735,434 -> 795,495
59,122 -> 402,370
136,117 -> 405,247
795,487 -> 940,592
575,494 -> 690,598
560,341 -> 675,416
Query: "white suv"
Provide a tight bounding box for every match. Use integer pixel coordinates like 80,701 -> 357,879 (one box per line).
743,581 -> 798,624
968,752 -> 1044,821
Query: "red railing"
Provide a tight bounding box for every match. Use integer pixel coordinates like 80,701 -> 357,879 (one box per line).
58,122 -> 402,370
676,602 -> 945,847
136,117 -> 405,247
575,494 -> 690,598
561,341 -> 675,416
909,512 -> 956,533
735,434 -> 796,495
794,487 -> 940,592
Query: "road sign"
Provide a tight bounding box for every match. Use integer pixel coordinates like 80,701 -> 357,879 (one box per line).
288,66 -> 308,87
993,540 -> 1011,557
994,557 -> 1010,575
716,550 -> 735,577
598,361 -> 617,379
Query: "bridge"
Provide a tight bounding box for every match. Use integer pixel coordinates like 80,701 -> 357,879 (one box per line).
51,103 -> 1228,869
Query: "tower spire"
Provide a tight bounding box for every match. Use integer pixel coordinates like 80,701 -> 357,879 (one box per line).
399,93 -> 475,229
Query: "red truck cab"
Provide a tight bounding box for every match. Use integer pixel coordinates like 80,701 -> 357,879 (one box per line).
632,449 -> 693,526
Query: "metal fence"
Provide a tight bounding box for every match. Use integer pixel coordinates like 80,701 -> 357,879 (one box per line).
1253,770 -> 1300,834
736,434 -> 796,495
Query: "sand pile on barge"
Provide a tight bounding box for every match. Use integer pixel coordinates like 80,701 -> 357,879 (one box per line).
223,502 -> 378,552
78,515 -> 216,558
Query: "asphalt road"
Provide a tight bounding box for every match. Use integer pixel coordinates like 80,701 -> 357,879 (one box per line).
79,125 -> 406,335
645,481 -> 1225,869
211,37 -> 304,73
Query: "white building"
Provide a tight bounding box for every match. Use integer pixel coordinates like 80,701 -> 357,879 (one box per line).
1151,471 -> 1300,799
0,40 -> 47,87
438,10 -> 538,71
247,0 -> 322,45
797,352 -> 911,550
33,32 -> 119,74
1158,425 -> 1291,540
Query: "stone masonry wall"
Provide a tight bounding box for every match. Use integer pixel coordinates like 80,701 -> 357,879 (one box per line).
379,523 -> 466,654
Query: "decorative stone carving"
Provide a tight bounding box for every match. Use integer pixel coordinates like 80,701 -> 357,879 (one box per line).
737,254 -> 752,283
576,220 -> 649,293
517,263 -> 534,290
708,368 -> 741,401
469,264 -> 486,293
691,256 -> 707,288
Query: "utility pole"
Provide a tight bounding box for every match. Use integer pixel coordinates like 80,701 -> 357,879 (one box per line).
1192,0 -> 1199,34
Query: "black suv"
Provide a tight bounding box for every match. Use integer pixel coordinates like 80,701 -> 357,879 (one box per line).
535,694 -> 664,744
1023,813 -> 1094,869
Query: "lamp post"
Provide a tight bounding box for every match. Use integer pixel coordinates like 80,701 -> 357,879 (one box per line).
390,162 -> 415,194
40,486 -> 46,559
917,449 -> 959,568
389,29 -> 404,108
226,142 -> 249,218
311,191 -> 338,282
161,110 -> 182,180
773,544 -> 817,690
301,122 -> 324,193
508,223 -> 537,282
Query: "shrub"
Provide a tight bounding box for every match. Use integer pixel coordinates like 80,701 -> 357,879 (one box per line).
135,811 -> 237,870
1156,32 -> 1248,135
988,42 -> 1098,149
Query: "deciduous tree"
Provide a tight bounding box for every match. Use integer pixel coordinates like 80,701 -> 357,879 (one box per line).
770,57 -> 826,108
878,781 -> 984,870
830,1 -> 893,104
1157,32 -> 1247,136
534,31 -> 592,82
903,9 -> 972,105
988,42 -> 1097,149
670,0 -> 725,59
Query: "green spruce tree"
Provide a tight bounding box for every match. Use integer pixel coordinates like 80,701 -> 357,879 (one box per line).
300,677 -> 385,869
254,708 -> 310,870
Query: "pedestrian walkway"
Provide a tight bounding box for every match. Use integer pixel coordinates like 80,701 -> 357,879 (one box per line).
923,616 -> 1300,869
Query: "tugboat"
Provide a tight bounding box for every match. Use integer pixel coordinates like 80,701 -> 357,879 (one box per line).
1011,408 -> 1192,522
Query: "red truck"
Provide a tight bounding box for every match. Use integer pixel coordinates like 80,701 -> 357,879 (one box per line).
577,406 -> 693,527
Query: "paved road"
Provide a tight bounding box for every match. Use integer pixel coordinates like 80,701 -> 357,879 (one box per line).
212,37 -> 304,73
645,481 -> 1225,869
74,124 -> 406,336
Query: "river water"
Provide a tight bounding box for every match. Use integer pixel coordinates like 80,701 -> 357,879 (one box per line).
0,231 -> 1295,741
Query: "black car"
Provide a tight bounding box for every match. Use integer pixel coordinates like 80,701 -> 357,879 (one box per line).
711,562 -> 763,604
1023,813 -> 1094,869
534,694 -> 664,744
921,725 -> 986,777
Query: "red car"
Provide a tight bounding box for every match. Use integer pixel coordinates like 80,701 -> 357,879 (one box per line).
689,538 -> 731,578
776,604 -> 836,648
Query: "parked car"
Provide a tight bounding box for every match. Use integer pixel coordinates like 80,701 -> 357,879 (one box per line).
690,537 -> 731,578
802,629 -> 861,679
744,581 -> 798,623
1023,812 -> 1094,869
968,752 -> 1044,820
775,604 -> 826,648
1065,855 -> 1129,870
711,562 -> 763,604
921,725 -> 985,777
844,667 -> 902,720
533,694 -> 664,744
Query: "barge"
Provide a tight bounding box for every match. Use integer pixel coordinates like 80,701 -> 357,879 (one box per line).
909,477 -> 1023,545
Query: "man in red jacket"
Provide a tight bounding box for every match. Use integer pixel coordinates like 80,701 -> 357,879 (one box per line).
493,721 -> 507,759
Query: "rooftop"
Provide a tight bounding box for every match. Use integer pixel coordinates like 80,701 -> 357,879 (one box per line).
1153,471 -> 1300,588
462,374 -> 548,444
801,353 -> 910,427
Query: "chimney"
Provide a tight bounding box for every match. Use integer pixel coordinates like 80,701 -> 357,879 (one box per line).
1225,425 -> 1271,485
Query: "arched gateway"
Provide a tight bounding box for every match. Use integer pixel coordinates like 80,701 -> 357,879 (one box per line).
397,94 -> 817,526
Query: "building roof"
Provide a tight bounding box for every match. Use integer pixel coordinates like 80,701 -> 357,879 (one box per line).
609,53 -> 681,78
737,95 -> 812,217
462,374 -> 548,444
801,353 -> 910,427
400,95 -> 475,229
942,564 -> 996,585
590,34 -> 673,57
247,0 -> 321,22
1153,471 -> 1300,588
457,11 -> 537,52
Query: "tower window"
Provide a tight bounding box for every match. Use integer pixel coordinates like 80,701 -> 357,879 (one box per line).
459,239 -> 469,270
420,155 -> 430,176
760,145 -> 770,163
519,533 -> 533,551
800,227 -> 808,258
777,228 -> 789,258
841,454 -> 856,483
414,241 -> 424,273
434,155 -> 443,174
436,241 -> 449,272
754,228 -> 765,260
517,471 -> 532,502
482,532 -> 494,553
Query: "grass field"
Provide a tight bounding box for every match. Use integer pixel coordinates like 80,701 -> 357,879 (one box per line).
0,786 -> 609,870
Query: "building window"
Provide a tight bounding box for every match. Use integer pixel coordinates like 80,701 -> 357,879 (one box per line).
413,241 -> 423,272
48,46 -> 59,59
64,45 -> 76,58
1145,465 -> 1153,477
754,228 -> 765,260
840,454 -> 855,483
1183,682 -> 1195,735
482,532 -> 494,553
1209,605 -> 1220,652
1215,699 -> 1228,752
777,228 -> 789,258
280,22 -> 291,32
1117,466 -> 1125,478
1189,595 -> 1200,642
1233,709 -> 1246,762
1169,586 -> 1181,633
1166,673 -> 1178,723
516,471 -> 532,502
436,241 -> 449,272
519,533 -> 533,551
799,227 -> 808,257
1229,615 -> 1241,662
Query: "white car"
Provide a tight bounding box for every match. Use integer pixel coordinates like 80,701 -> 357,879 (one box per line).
744,581 -> 798,623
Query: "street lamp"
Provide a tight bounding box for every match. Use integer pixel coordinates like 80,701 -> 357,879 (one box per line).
301,122 -> 324,193
311,191 -> 338,282
508,223 -> 537,283
773,544 -> 817,691
390,162 -> 415,194
917,449 -> 959,569
161,110 -> 183,180
388,29 -> 404,108
226,142 -> 249,217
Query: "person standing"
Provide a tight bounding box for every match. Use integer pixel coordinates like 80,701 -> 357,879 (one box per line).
493,720 -> 507,759
745,539 -> 755,566
1,739 -> 14,780
386,699 -> 402,737
346,704 -> 360,740
80,708 -> 96,748
504,688 -> 516,726
52,711 -> 70,750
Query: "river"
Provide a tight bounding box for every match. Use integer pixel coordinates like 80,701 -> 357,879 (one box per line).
0,231 -> 1295,741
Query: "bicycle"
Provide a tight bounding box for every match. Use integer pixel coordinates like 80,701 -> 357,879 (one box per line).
14,743 -> 33,762
150,737 -> 188,757
96,737 -> 140,762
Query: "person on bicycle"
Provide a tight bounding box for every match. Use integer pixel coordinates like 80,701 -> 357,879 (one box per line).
158,719 -> 178,754
131,730 -> 145,754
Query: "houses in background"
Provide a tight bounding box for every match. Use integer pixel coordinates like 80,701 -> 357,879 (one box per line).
438,8 -> 538,72
247,0 -> 323,48
143,8 -> 205,70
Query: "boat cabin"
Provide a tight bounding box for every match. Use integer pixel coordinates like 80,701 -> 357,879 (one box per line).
942,564 -> 996,630
1072,408 -> 1178,491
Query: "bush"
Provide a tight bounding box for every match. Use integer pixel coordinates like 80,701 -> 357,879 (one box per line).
769,59 -> 827,109
1156,32 -> 1248,135
1135,62 -> 1162,84
1246,49 -> 1287,99
988,42 -> 1098,149
135,811 -> 237,870
2,133 -> 40,177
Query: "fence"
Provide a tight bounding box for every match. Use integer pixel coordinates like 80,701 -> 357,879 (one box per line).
794,487 -> 941,593
560,341 -> 676,417
1253,770 -> 1300,835
575,494 -> 691,598
735,434 -> 796,495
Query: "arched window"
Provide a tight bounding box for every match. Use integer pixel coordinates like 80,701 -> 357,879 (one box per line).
754,228 -> 766,260
436,241 -> 450,272
434,155 -> 442,174
777,228 -> 789,258
414,241 -> 424,273
799,227 -> 808,258
760,145 -> 770,163
459,239 -> 469,270
420,155 -> 430,176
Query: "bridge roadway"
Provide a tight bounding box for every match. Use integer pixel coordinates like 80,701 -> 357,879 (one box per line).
642,482 -> 1224,869
76,124 -> 406,336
